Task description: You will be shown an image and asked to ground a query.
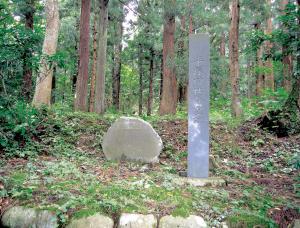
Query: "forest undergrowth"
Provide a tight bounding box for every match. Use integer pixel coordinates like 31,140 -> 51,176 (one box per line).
0,97 -> 299,227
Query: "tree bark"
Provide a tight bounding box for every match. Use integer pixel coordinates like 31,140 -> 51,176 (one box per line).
189,15 -> 193,34
74,0 -> 91,111
246,60 -> 253,98
89,9 -> 98,112
282,52 -> 293,91
220,32 -> 227,97
22,0 -> 35,100
94,0 -> 109,114
254,22 -> 265,96
264,0 -> 274,91
159,53 -> 163,102
51,65 -> 56,104
138,43 -> 143,116
72,0 -> 80,93
147,48 -> 154,116
73,44 -> 79,92
112,3 -> 123,111
32,0 -> 59,107
159,0 -> 177,115
229,0 -> 242,117
256,45 -> 264,96
177,15 -> 188,104
281,0 -> 293,92
280,0 -> 300,133
220,32 -> 226,56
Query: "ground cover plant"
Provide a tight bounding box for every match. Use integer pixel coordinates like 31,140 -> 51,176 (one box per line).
0,101 -> 299,227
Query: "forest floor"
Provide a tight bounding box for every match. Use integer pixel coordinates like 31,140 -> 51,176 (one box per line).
0,111 -> 299,227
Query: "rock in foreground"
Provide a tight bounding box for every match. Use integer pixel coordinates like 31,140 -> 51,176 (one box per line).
118,213 -> 157,228
102,117 -> 163,163
159,215 -> 207,228
66,214 -> 114,228
1,206 -> 57,228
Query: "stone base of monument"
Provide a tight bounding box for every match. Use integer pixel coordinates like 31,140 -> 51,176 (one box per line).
172,176 -> 226,187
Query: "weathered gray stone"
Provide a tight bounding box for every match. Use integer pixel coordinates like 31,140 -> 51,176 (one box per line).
1,206 -> 58,228
66,214 -> 114,228
173,177 -> 225,187
188,34 -> 210,178
222,222 -> 229,228
159,215 -> 207,228
118,213 -> 157,228
102,117 -> 163,163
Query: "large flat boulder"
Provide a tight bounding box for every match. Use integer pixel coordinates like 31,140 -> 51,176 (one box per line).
102,117 -> 163,163
118,213 -> 157,228
1,206 -> 58,228
159,215 -> 207,228
66,214 -> 114,228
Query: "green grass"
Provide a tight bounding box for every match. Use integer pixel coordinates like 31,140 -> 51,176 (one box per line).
227,211 -> 278,228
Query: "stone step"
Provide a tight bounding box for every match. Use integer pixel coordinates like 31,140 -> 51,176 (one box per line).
66,214 -> 113,228
1,206 -> 58,228
118,213 -> 157,228
1,206 -> 209,228
159,215 -> 207,228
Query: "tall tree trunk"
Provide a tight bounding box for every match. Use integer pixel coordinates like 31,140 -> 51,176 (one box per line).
220,32 -> 226,56
74,0 -> 91,111
281,0 -> 293,92
138,43 -> 143,116
282,52 -> 293,91
254,22 -> 265,96
283,0 -> 300,109
280,0 -> 300,133
89,10 -> 98,112
159,53 -> 163,101
73,44 -> 79,92
189,15 -> 193,34
185,8 -> 194,102
51,65 -> 56,104
220,32 -> 227,96
159,0 -> 177,115
32,0 -> 59,107
264,0 -> 274,91
112,3 -> 123,111
94,0 -> 109,114
229,0 -> 242,117
246,60 -> 253,98
177,15 -> 186,103
72,0 -> 80,93
256,45 -> 264,96
147,48 -> 154,116
22,0 -> 35,100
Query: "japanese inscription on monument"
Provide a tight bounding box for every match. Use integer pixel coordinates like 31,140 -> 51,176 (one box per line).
188,34 -> 210,178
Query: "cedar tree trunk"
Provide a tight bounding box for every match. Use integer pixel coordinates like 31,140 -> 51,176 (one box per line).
229,0 -> 242,117
94,0 -> 109,114
32,0 -> 59,107
74,0 -> 91,111
22,0 -> 35,100
112,3 -> 123,111
89,10 -> 98,112
159,0 -> 177,115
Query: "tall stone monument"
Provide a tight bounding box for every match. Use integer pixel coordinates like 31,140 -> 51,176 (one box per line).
188,34 -> 210,178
